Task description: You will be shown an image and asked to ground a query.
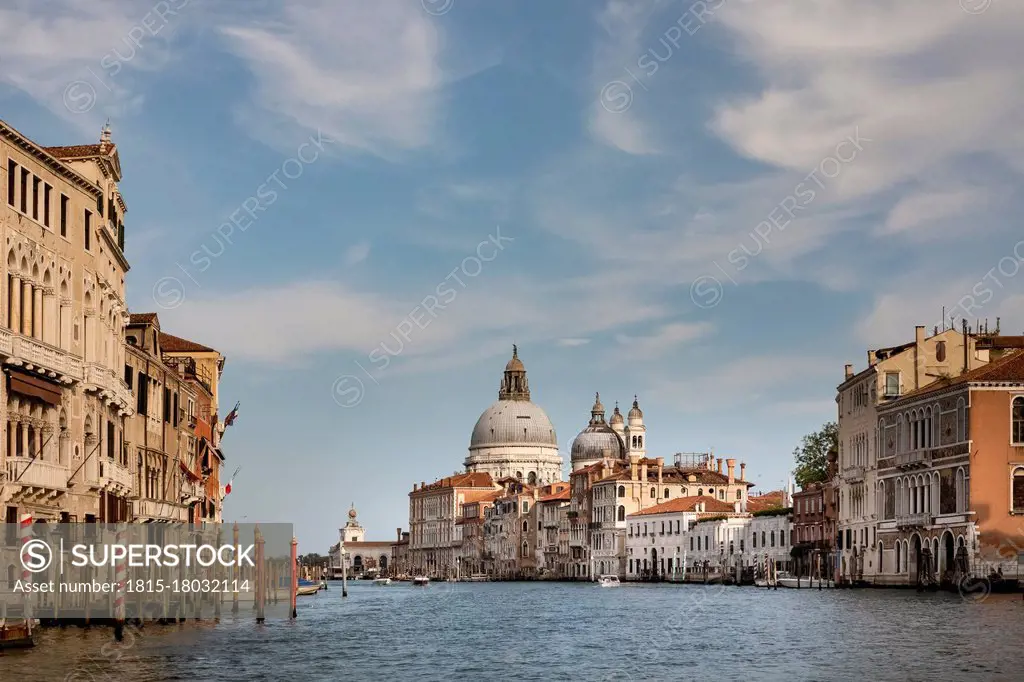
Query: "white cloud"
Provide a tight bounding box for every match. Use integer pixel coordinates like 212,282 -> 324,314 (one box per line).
557,338 -> 591,347
0,0 -> 194,127
880,187 -> 987,238
220,0 -> 446,157
615,322 -> 714,356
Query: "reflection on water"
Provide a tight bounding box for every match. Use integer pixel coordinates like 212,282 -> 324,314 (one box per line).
2,582 -> 1023,681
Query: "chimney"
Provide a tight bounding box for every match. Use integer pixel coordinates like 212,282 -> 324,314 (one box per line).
914,325 -> 926,389
413,483 -> 418,492
867,349 -> 877,366
962,318 -> 969,375
397,527 -> 402,542
656,457 -> 664,483
717,458 -> 723,475
630,460 -> 638,481
726,458 -> 736,484
640,460 -> 648,483
844,364 -> 853,380
740,462 -> 746,481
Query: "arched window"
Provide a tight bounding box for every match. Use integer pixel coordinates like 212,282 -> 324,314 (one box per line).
515,471 -> 523,480
638,436 -> 643,448
735,489 -> 742,500
955,468 -> 966,514
618,505 -> 625,522
780,530 -> 785,546
527,471 -> 537,485
1013,397 -> 1024,444
761,531 -> 766,547
618,485 -> 625,498
770,531 -> 775,547
896,542 -> 902,573
697,488 -> 703,497
1013,467 -> 1024,513
522,521 -> 528,532
650,487 -> 656,498
936,341 -> 946,362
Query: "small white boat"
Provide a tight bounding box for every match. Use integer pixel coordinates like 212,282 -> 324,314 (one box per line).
296,584 -> 320,596
412,576 -> 430,586
373,577 -> 392,586
598,575 -> 620,587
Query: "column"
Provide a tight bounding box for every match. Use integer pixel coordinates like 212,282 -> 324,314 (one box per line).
33,287 -> 42,339
10,275 -> 20,332
21,281 -> 32,337
21,421 -> 29,459
35,422 -> 43,461
41,289 -> 56,345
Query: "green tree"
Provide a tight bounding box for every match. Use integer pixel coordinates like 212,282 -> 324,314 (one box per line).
792,421 -> 838,488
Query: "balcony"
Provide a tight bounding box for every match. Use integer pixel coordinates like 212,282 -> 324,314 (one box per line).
842,466 -> 865,483
1,331 -> 83,383
896,513 -> 932,529
83,362 -> 134,413
98,459 -> 133,494
4,458 -> 68,500
895,450 -> 931,469
135,498 -> 187,523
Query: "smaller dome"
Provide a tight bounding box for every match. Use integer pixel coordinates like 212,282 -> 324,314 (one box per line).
628,396 -> 643,421
592,392 -> 604,415
610,402 -> 624,426
348,505 -> 358,520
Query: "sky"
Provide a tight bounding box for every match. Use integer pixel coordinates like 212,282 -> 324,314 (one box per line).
3,0 -> 1024,552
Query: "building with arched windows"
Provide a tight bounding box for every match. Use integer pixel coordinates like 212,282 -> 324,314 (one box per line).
328,504 -> 396,578
874,347 -> 1024,587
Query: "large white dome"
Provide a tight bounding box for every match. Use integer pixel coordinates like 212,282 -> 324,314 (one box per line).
470,399 -> 557,449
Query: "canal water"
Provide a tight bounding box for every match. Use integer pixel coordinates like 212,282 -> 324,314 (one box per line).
2,581 -> 1023,681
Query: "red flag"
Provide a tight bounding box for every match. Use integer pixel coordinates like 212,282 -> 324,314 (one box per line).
224,466 -> 241,496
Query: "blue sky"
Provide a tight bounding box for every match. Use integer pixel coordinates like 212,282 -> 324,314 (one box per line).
3,0 -> 1024,552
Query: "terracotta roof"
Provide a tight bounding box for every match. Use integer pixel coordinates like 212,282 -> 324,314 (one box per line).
898,349 -> 1024,401
538,488 -> 571,502
44,144 -> 106,159
129,312 -> 159,325
461,489 -> 503,504
747,490 -> 786,512
629,495 -> 735,516
160,332 -> 217,353
413,471 -> 495,493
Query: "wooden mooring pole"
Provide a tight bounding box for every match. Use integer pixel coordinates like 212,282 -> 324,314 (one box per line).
290,537 -> 298,619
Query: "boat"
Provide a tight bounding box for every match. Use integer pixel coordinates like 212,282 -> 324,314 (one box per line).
373,577 -> 392,586
598,575 -> 620,587
297,578 -> 321,596
466,574 -> 489,582
0,619 -> 34,650
412,576 -> 430,586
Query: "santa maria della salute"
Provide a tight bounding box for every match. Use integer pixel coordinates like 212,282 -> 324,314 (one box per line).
398,346 -> 781,582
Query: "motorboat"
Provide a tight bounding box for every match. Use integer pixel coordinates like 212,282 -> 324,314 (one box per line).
0,619 -> 33,650
598,575 -> 621,587
412,576 -> 430,586
297,578 -> 321,596
373,577 -> 392,586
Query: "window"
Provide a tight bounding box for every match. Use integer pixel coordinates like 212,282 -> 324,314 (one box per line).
32,176 -> 39,220
650,487 -> 656,498
664,488 -> 669,498
84,210 -> 92,250
136,373 -> 149,415
690,536 -> 694,551
20,167 -> 28,212
697,488 -> 703,496
885,372 -> 900,397
1013,468 -> 1024,513
522,521 -> 528,532
124,365 -> 133,389
675,520 -> 680,533
106,420 -> 115,459
6,159 -> 14,205
1013,397 -> 1024,445
60,195 -> 68,237
736,489 -> 742,500
617,506 -> 625,522
770,531 -> 775,547
957,399 -> 967,442
618,485 -> 625,498
163,387 -> 171,422
753,533 -> 757,548
522,501 -> 529,513
43,184 -> 51,227
936,341 -> 946,362
173,392 -> 179,427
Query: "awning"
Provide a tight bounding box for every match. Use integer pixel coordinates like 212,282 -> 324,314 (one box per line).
179,460 -> 202,482
7,369 -> 62,406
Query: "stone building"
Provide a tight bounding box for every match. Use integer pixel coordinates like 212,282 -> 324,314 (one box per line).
328,505 -> 396,578
1,120 -> 134,524
836,323 -> 1024,583
875,349 -> 1024,587
407,471 -> 498,578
